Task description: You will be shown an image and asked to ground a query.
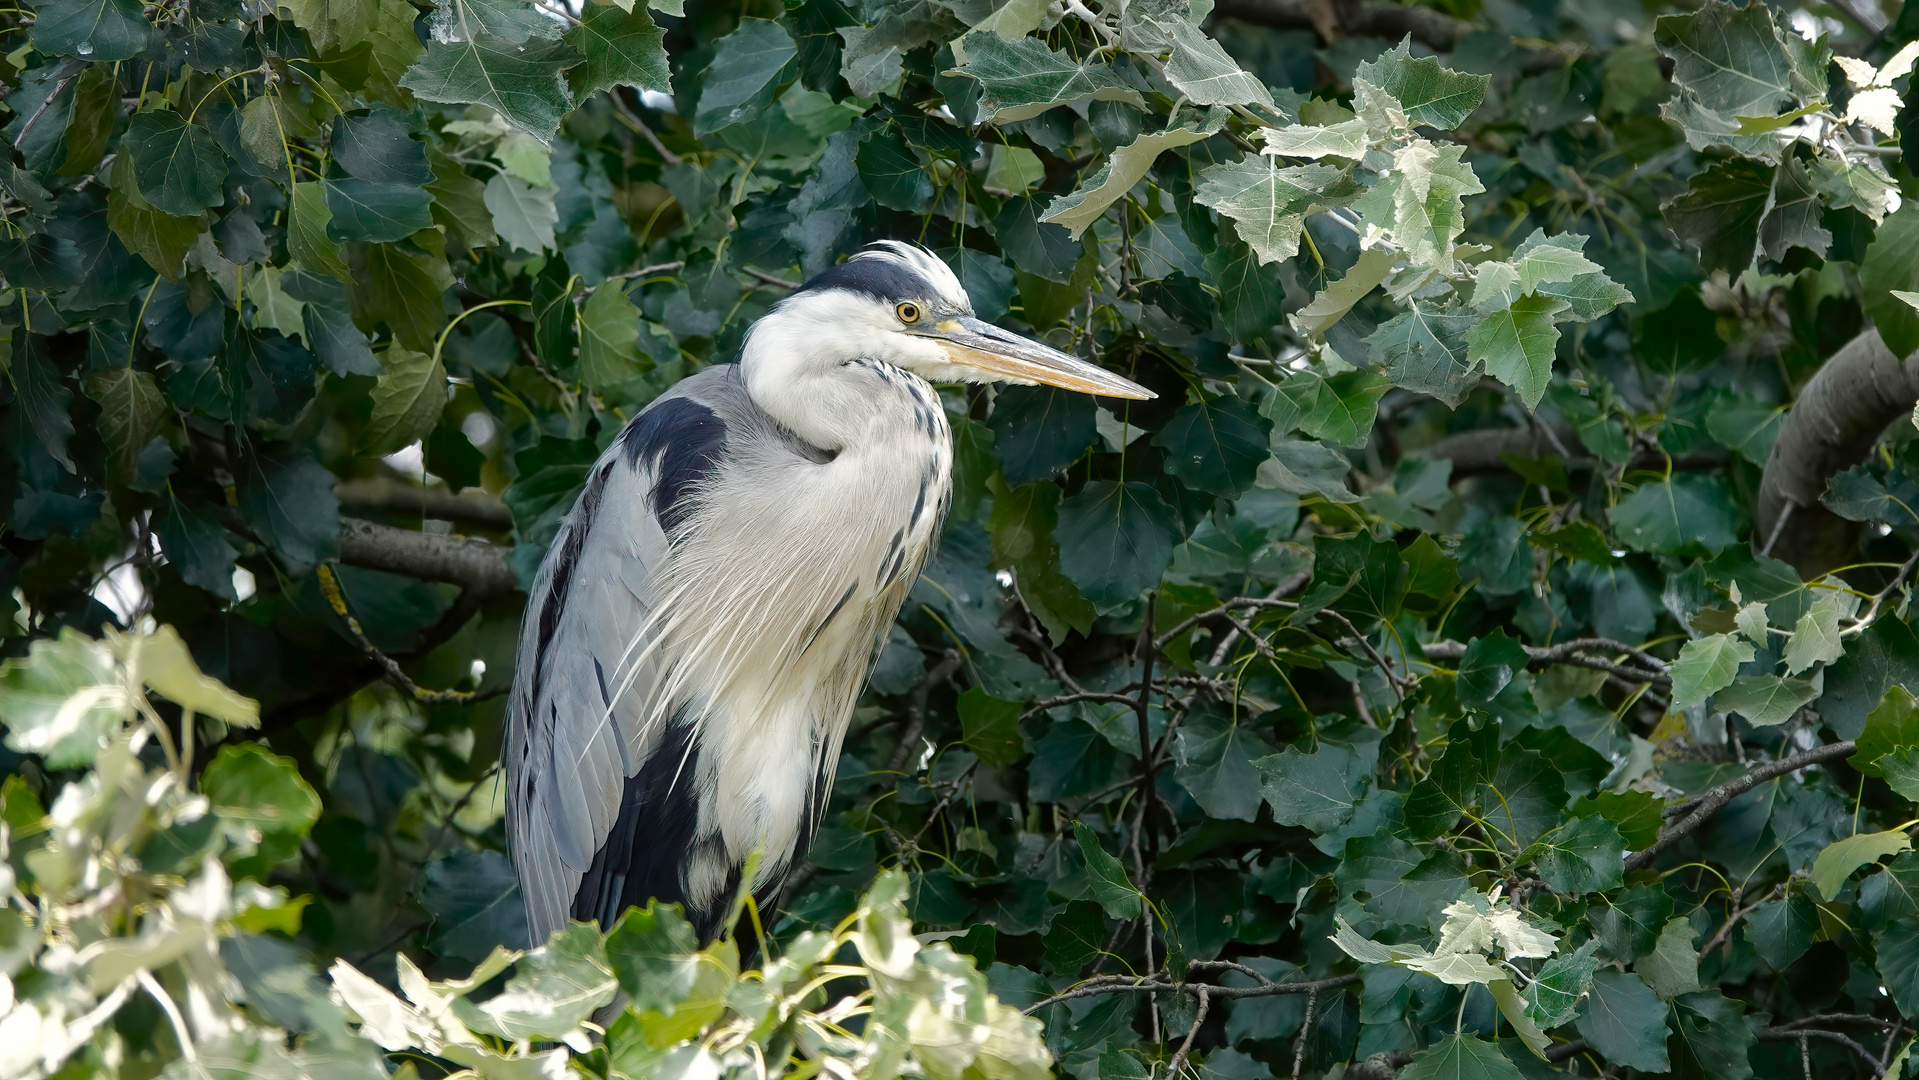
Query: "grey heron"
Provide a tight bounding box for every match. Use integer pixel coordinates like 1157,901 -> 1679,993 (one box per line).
504,242 -> 1153,946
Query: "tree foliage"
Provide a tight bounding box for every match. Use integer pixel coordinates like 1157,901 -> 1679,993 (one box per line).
0,0 -> 1918,1074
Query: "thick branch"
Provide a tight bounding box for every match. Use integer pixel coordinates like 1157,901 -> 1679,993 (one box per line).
336,517 -> 519,597
1758,329 -> 1919,578
1210,0 -> 1472,50
1625,741 -> 1856,872
334,478 -> 514,529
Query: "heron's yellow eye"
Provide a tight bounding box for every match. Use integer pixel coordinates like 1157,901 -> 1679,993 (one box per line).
897,302 -> 921,323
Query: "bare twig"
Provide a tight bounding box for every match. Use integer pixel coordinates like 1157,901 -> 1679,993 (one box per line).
1166,987 -> 1210,1079
577,260 -> 687,296
887,650 -> 961,772
317,563 -> 506,705
1291,989 -> 1319,1080
744,267 -> 801,290
1759,1027 -> 1882,1072
1135,594 -> 1161,856
608,86 -> 681,165
1025,972 -> 1358,1012
1628,741 -> 1857,871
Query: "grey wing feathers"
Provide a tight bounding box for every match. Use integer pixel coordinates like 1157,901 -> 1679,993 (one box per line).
504,368 -> 741,946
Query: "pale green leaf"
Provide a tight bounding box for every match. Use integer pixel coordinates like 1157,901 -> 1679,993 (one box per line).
1669,633 -> 1755,709
1811,829 -> 1912,901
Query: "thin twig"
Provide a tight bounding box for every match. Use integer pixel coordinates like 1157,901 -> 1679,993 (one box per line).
577,260 -> 686,296
1024,972 -> 1358,1012
1759,1027 -> 1882,1071
744,266 -> 801,290
887,650 -> 962,772
1166,987 -> 1210,1079
1846,545 -> 1919,638
1628,741 -> 1857,871
317,564 -> 504,705
1291,989 -> 1319,1080
1135,594 -> 1161,857
607,86 -> 681,165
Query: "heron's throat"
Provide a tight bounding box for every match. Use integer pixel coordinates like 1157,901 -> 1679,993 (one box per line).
738,306 -> 942,452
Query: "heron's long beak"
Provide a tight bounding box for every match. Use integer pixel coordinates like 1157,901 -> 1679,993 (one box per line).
917,316 -> 1156,400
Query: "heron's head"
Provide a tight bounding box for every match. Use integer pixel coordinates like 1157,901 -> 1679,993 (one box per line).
760,241 -> 1154,401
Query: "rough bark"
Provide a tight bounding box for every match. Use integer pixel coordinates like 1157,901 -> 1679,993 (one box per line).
1757,329 -> 1919,579
336,517 -> 519,597
1209,0 -> 1474,50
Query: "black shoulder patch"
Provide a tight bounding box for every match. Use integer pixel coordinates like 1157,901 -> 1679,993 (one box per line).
620,397 -> 729,535
794,256 -> 931,305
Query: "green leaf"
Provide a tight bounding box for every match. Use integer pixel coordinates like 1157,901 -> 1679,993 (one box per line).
401,34 -> 580,146
1367,301 -> 1477,407
1171,708 -> 1275,822
460,922 -> 618,1040
85,368 -> 165,488
1270,368 -> 1391,448
1533,816 -> 1624,894
1203,239 -> 1288,343
1456,629 -> 1532,712
1468,295 -> 1566,411
1255,742 -> 1370,834
1857,686 -> 1919,778
1261,438 -> 1358,502
126,111 -> 228,217
1662,156 -> 1828,275
1574,971 -> 1671,1073
855,131 -> 933,212
1041,124 -> 1212,238
1782,585 -> 1859,675
605,900 -> 701,1012
0,630 -> 123,768
155,498 -> 240,600
1403,723 -> 1496,837
323,178 -> 435,243
1744,895 -> 1818,970
692,18 -> 795,135
484,172 -> 558,253
1704,394 -> 1784,466
203,742 -> 323,876
1400,1035 -> 1525,1080
1861,205 -> 1919,358
959,686 -> 1025,767
1073,822 -> 1142,920
332,112 -> 431,185
1195,158 -> 1352,265
350,242 -> 454,353
1161,18 -> 1274,108
1611,474 -> 1741,556
949,31 -> 1142,122
362,346 -> 448,456
1655,1 -> 1804,159
1637,917 -> 1701,998
1669,991 -> 1754,1080
1055,480 -> 1182,606
1713,673 -> 1817,726
1596,883 -> 1674,962
1043,899 -> 1106,973
578,282 -> 644,391
1348,141 -> 1481,275
1811,829 -> 1913,901
1153,397 -> 1272,498
1669,633 -> 1755,709
1525,940 -> 1602,1028
107,150 -> 204,279
420,849 -> 530,960
288,182 -> 351,282
1354,38 -> 1490,128
565,3 -> 669,97
30,0 -> 149,60
236,447 -> 341,576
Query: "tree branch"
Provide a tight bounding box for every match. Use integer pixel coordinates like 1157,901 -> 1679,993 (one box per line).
336,517 -> 519,597
1209,0 -> 1473,50
1626,741 -> 1856,872
1758,329 -> 1919,578
334,478 -> 513,529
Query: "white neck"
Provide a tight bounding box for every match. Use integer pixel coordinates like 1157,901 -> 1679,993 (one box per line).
739,292 -> 951,450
